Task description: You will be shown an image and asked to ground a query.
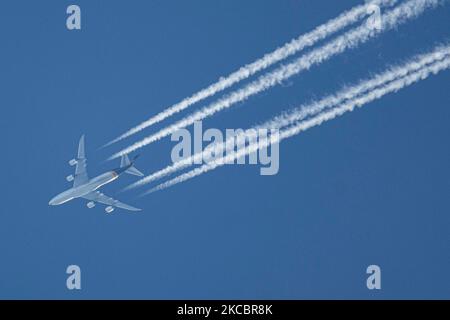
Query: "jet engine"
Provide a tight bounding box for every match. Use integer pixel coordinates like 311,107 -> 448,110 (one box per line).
105,206 -> 114,213
87,201 -> 95,209
69,159 -> 78,166
66,175 -> 74,182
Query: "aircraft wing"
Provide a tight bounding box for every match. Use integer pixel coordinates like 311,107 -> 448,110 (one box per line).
73,135 -> 89,187
82,191 -> 141,212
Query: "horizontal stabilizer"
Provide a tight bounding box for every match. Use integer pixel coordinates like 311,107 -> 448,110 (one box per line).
120,154 -> 144,177
126,166 -> 144,177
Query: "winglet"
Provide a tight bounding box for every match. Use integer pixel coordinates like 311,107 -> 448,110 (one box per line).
78,134 -> 86,159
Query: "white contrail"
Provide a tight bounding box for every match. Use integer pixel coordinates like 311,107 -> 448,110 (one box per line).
107,0 -> 397,146
110,0 -> 440,160
123,44 -> 450,191
125,44 -> 450,190
145,57 -> 450,194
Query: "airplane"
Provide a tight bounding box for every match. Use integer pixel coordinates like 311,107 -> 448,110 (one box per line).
49,135 -> 144,213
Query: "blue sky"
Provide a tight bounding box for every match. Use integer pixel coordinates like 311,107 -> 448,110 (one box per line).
0,0 -> 449,299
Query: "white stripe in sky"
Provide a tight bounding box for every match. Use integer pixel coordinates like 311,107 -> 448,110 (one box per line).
110,0 -> 440,160
146,56 -> 450,194
107,0 -> 398,146
124,43 -> 450,190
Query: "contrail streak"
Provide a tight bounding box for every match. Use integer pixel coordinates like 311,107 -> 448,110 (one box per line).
110,0 -> 440,160
106,0 -> 397,146
123,44 -> 450,191
145,57 -> 450,194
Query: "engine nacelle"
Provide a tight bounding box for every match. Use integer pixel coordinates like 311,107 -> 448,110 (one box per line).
66,175 -> 74,182
105,206 -> 114,214
69,159 -> 78,166
87,201 -> 95,209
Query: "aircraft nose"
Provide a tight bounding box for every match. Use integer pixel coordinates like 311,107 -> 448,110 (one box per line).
49,197 -> 57,206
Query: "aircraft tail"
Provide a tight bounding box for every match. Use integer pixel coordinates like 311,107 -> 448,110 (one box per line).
120,154 -> 144,177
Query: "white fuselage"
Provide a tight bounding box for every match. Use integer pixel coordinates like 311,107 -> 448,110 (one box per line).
49,171 -> 118,205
